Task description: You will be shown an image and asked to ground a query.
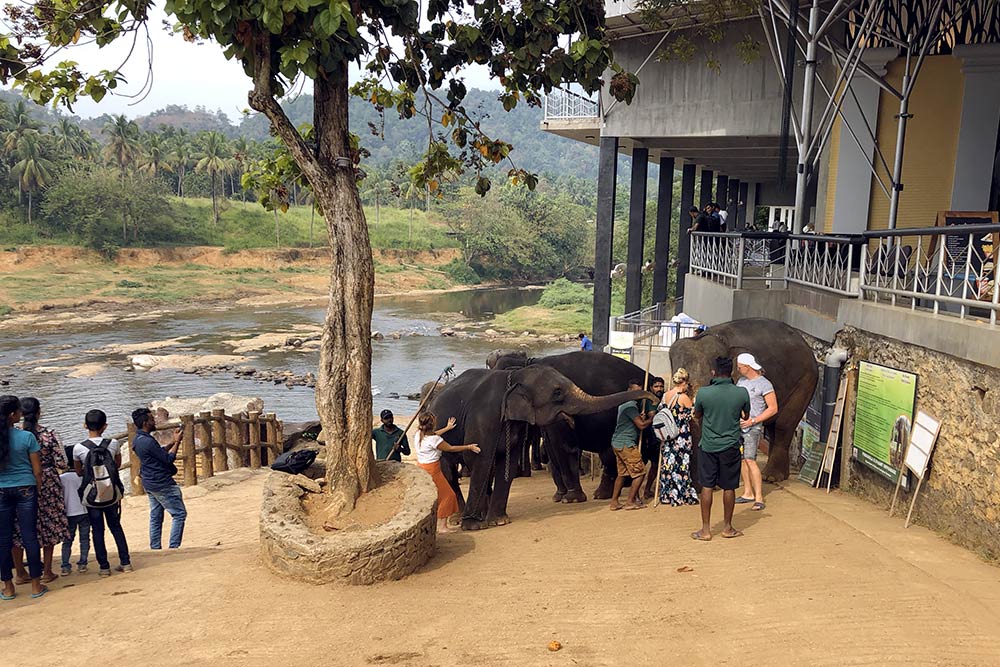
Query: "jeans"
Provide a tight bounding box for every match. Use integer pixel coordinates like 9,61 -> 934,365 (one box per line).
0,486 -> 42,582
61,514 -> 91,569
88,504 -> 130,570
147,486 -> 187,549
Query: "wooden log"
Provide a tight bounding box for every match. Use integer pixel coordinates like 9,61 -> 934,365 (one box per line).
249,411 -> 261,469
276,420 -> 284,459
127,422 -> 145,496
211,409 -> 228,472
265,412 -> 278,464
198,412 -> 214,479
181,414 -> 197,486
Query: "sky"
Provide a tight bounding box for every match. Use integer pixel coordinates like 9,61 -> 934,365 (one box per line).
18,7 -> 500,120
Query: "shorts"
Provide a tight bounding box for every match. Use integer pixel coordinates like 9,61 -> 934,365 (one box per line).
741,425 -> 763,460
697,446 -> 741,490
613,444 -> 645,479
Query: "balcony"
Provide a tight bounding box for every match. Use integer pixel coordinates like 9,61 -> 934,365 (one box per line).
540,87 -> 600,144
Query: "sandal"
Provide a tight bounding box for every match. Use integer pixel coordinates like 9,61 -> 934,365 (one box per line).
690,531 -> 712,542
751,502 -> 765,511
31,586 -> 49,599
0,591 -> 14,601
735,496 -> 755,504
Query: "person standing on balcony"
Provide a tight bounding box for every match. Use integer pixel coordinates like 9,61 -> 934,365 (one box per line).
578,333 -> 593,351
735,353 -> 778,511
709,203 -> 723,232
688,207 -> 710,234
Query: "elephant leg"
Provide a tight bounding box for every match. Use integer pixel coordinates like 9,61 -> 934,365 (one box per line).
486,467 -> 515,527
593,447 -> 617,500
517,438 -> 532,478
441,454 -> 466,513
461,453 -> 496,531
543,425 -> 587,503
547,450 -> 569,502
762,422 -> 793,483
530,435 -> 543,471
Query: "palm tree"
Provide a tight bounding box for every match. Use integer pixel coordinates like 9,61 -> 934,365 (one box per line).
52,118 -> 94,160
10,132 -> 55,225
101,114 -> 141,175
403,181 -> 420,247
140,132 -> 173,178
3,100 -> 39,154
195,131 -> 230,225
169,135 -> 194,197
231,136 -> 251,207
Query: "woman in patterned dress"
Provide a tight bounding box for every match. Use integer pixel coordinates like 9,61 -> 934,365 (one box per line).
13,398 -> 69,584
657,368 -> 699,507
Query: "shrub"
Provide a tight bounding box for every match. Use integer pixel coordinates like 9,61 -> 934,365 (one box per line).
443,258 -> 481,285
116,279 -> 144,288
0,304 -> 12,318
539,278 -> 593,309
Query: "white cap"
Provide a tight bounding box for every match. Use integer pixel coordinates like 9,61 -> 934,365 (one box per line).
737,353 -> 762,371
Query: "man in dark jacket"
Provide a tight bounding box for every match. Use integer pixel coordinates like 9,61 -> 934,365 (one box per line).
131,408 -> 187,549
372,410 -> 410,462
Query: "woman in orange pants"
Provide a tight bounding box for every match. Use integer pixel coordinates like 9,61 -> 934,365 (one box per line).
415,412 -> 480,534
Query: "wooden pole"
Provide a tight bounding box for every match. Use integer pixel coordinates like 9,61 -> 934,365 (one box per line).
198,412 -> 214,479
211,409 -> 228,472
387,364 -> 454,460
276,420 -> 284,460
249,411 -> 262,469
904,475 -> 925,528
641,333 -> 656,505
181,414 -> 197,486
127,422 -> 144,496
265,412 -> 278,464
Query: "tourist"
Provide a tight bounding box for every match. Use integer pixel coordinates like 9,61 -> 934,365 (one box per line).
372,409 -> 410,462
59,450 -> 90,575
708,203 -> 723,233
415,412 -> 481,534
640,376 -> 665,499
691,356 -> 750,541
609,379 -> 655,511
131,408 -> 187,550
74,410 -> 131,575
579,332 -> 594,351
0,395 -> 47,600
736,353 -> 778,511
688,206 -> 709,234
656,369 -> 699,507
11,398 -> 69,585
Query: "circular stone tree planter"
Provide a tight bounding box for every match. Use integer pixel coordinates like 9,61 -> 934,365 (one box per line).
260,460 -> 437,585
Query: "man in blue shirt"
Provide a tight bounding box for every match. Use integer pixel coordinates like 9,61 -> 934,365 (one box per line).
579,332 -> 593,351
131,408 -> 187,550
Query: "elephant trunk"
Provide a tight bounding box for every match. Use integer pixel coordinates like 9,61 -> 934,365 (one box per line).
565,387 -> 658,416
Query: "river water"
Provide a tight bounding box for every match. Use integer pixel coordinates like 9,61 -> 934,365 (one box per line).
0,287 -> 568,439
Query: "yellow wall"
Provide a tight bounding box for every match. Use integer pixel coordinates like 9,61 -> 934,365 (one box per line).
867,55 -> 964,231
821,104 -> 843,234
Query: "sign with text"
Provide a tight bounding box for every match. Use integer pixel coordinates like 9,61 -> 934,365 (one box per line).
852,362 -> 917,489
608,330 -> 634,362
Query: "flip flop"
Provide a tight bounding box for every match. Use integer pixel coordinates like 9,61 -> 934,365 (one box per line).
609,504 -> 624,511
0,591 -> 15,601
624,503 -> 647,510
30,586 -> 49,599
690,531 -> 712,541
751,502 -> 765,511
735,496 -> 755,504
721,530 -> 744,539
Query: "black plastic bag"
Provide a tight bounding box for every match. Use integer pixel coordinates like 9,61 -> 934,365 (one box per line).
270,449 -> 318,475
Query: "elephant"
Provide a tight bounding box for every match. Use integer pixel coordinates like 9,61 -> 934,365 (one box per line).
669,318 -> 819,482
487,350 -> 655,502
427,364 -> 653,530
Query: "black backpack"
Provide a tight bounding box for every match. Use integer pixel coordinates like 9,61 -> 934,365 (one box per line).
270,449 -> 318,475
78,439 -> 124,509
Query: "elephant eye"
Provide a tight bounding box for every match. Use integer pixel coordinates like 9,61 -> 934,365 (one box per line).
552,388 -> 564,402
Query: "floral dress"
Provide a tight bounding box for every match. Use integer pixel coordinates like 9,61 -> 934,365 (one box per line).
658,400 -> 699,506
14,426 -> 70,548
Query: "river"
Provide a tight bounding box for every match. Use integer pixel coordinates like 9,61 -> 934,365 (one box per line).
0,287 -> 569,438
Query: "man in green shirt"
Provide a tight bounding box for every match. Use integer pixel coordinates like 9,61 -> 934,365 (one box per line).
371,410 -> 410,462
692,356 -> 750,541
609,379 -> 655,511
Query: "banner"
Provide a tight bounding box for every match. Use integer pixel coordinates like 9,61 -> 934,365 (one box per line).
608,330 -> 634,362
852,362 -> 918,488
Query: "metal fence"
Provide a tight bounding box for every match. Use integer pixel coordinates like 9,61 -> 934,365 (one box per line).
542,87 -> 599,120
689,232 -> 786,289
612,302 -> 703,348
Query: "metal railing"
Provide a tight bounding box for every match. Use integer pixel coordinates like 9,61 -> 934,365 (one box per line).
688,225 -> 1000,325
612,302 -> 703,348
542,87 -> 599,120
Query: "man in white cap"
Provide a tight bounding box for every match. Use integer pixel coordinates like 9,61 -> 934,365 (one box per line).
735,353 -> 778,510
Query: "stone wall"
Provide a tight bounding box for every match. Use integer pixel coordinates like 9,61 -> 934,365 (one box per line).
260,460 -> 438,584
835,326 -> 1000,561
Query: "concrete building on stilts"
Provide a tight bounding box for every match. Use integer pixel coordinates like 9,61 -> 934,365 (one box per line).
543,0 -> 1000,559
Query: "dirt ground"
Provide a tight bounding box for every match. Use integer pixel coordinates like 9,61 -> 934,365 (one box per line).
2,471 -> 999,666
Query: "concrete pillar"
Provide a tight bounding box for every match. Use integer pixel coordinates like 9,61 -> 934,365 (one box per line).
676,163 -> 697,314
727,178 -> 740,230
746,182 -> 759,230
699,168 -> 714,208
592,136 -> 618,348
715,174 -> 728,207
830,48 -> 896,234
736,182 -> 756,230
625,146 -> 649,314
951,44 -> 1000,210
653,156 -> 675,304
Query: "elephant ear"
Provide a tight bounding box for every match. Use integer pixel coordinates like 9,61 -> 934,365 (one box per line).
502,383 -> 536,424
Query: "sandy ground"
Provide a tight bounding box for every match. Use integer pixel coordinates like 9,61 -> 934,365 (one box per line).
2,471 -> 999,666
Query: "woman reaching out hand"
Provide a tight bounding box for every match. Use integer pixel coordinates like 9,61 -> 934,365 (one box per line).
416,412 -> 480,534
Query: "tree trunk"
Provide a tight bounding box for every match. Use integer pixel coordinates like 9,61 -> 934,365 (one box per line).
310,204 -> 315,248
27,190 -> 32,226
274,206 -> 280,248
211,172 -> 219,225
375,193 -> 380,228
408,202 -> 414,247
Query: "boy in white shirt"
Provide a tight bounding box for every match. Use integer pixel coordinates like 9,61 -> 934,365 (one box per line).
59,446 -> 90,575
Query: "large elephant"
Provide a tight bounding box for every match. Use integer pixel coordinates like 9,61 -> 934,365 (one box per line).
428,364 -> 652,530
488,350 -> 653,502
669,318 -> 818,482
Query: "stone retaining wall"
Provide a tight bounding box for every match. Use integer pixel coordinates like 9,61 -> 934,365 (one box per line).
260,460 -> 438,584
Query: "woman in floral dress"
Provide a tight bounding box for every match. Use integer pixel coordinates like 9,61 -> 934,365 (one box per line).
13,398 -> 69,583
658,368 -> 699,506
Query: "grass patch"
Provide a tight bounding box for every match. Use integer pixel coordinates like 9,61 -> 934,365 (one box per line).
493,304 -> 591,335
116,279 -> 144,288
0,304 -> 12,317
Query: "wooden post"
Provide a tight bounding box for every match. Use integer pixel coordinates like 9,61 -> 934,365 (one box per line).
276,420 -> 284,459
181,414 -> 197,486
265,413 -> 278,464
211,409 -> 228,472
198,412 -> 214,479
127,422 -> 145,496
249,411 -> 261,469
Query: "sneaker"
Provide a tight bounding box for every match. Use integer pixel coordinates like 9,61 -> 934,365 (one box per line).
77,564 -> 88,573
116,564 -> 134,573
60,566 -> 72,576
98,568 -> 111,577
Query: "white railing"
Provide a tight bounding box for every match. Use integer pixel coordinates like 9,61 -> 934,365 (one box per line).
612,302 -> 703,348
690,232 -> 785,289
542,87 -> 599,120
785,235 -> 862,297
861,225 -> 1000,325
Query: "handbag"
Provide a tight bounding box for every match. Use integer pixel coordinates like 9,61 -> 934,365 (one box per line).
652,393 -> 681,442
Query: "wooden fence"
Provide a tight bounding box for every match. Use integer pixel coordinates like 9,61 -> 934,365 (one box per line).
111,410 -> 284,496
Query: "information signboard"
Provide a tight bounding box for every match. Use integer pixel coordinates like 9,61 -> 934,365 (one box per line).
852,362 -> 917,488
608,330 -> 634,362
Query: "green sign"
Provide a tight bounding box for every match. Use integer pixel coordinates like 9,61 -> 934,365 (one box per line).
852,361 -> 917,487
797,424 -> 824,486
